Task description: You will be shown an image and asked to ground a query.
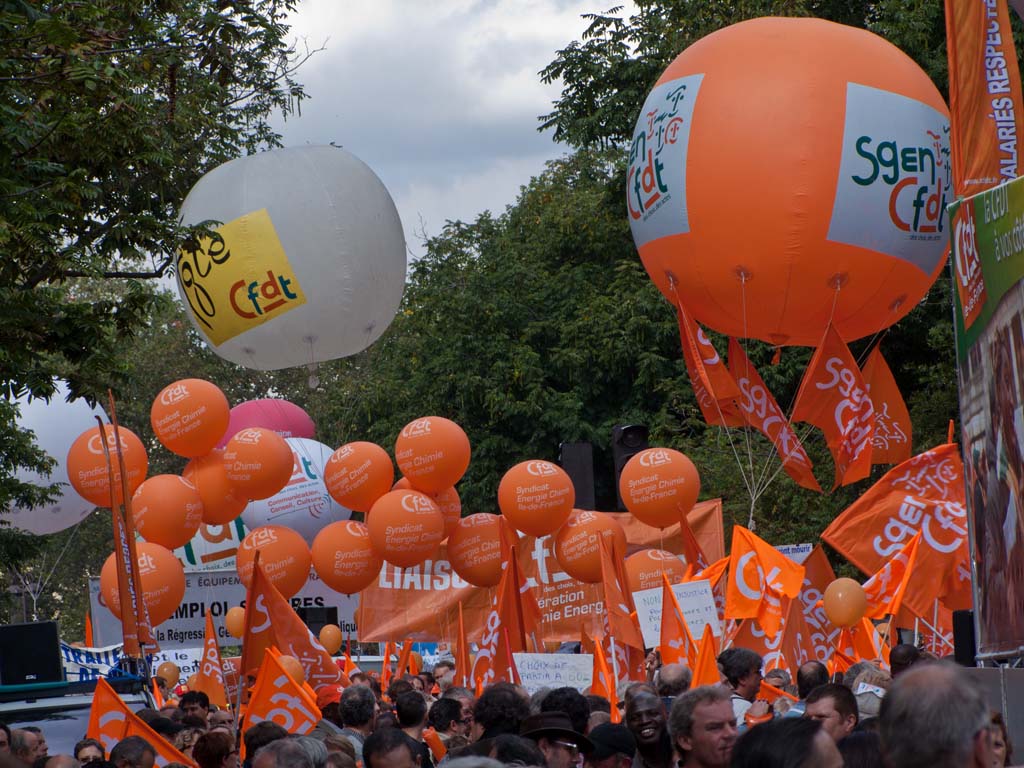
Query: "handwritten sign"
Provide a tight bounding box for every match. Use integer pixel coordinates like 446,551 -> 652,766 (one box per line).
633,579 -> 720,649
512,653 -> 594,694
775,543 -> 813,564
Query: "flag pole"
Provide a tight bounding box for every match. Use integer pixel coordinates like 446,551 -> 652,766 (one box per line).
609,634 -> 619,685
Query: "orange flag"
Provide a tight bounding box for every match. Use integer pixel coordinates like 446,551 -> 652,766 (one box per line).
599,536 -> 645,650
192,612 -> 229,709
690,625 -> 720,688
245,650 -> 320,735
151,678 -> 165,710
343,635 -> 359,677
381,640 -> 396,692
693,556 -> 729,587
792,324 -> 875,488
659,574 -> 696,668
725,527 -> 805,638
591,634 -> 620,723
454,602 -> 471,688
679,516 -> 711,572
87,678 -> 196,766
728,339 -> 821,492
821,442 -> 969,617
673,290 -> 744,427
471,539 -> 535,686
861,346 -> 912,466
396,638 -> 414,678
777,597 -> 817,673
800,547 -> 841,664
863,533 -> 921,619
580,624 -> 595,656
828,645 -> 858,677
759,680 -> 797,704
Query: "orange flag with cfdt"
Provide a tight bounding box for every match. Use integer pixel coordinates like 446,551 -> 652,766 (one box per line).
659,574 -> 696,668
861,346 -> 912,466
728,338 -> 821,492
792,324 -> 875,488
192,612 -> 228,709
87,678 -> 196,766
725,526 -> 805,639
591,634 -> 620,723
691,625 -> 720,688
679,515 -> 711,572
245,650 -> 320,735
599,536 -> 645,650
863,533 -> 921,620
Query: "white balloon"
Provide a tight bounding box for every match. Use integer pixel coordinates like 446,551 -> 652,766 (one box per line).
10,382 -> 105,535
241,437 -> 351,545
176,145 -> 407,370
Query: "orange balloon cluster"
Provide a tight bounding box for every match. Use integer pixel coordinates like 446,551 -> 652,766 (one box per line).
311,521 -> 383,594
67,425 -> 149,507
624,548 -> 689,593
553,510 -> 626,584
823,577 -> 868,627
183,449 -> 248,525
236,525 -> 312,598
324,441 -> 394,513
498,460 -> 575,537
150,379 -> 230,458
131,474 -> 204,549
223,428 -> 295,500
394,417 -> 470,494
99,542 -> 185,626
367,489 -> 446,568
619,448 -> 700,529
447,513 -> 504,587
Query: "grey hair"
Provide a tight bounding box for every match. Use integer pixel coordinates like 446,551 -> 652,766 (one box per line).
880,661 -> 992,768
656,663 -> 693,697
109,736 -> 157,767
668,685 -> 733,741
291,735 -> 328,768
254,739 -> 315,768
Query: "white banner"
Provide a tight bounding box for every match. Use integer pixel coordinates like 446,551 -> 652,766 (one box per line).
633,579 -> 720,649
513,653 -> 594,694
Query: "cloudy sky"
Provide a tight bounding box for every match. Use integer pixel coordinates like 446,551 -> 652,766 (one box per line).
273,0 -> 624,258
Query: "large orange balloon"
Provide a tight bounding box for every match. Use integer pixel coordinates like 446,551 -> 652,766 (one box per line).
278,654 -> 305,683
225,606 -> 246,637
131,474 -> 204,549
324,441 -> 394,513
150,379 -> 231,458
624,549 -> 689,594
366,490 -> 445,568
394,417 -> 470,494
619,448 -> 700,529
553,510 -> 627,584
222,428 -> 294,500
319,624 -> 343,655
629,17 -> 950,347
822,577 -> 868,628
394,478 -> 461,538
236,525 -> 312,598
66,425 -> 148,507
311,521 -> 383,594
157,661 -> 180,687
498,460 -> 575,537
447,513 -> 504,587
99,542 -> 185,626
183,449 -> 248,525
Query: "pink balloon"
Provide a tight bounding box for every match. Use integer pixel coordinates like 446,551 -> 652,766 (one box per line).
215,399 -> 316,449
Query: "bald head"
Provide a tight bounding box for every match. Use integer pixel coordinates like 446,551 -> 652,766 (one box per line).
656,664 -> 692,697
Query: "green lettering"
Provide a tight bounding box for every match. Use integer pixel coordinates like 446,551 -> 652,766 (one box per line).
852,135 -> 879,185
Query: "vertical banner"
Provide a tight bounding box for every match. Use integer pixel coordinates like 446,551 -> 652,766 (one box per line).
952,176 -> 1024,659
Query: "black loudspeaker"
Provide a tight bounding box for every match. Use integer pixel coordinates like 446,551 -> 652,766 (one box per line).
612,424 -> 650,510
0,621 -> 63,685
295,606 -> 338,637
559,442 -> 596,510
953,609 -> 977,666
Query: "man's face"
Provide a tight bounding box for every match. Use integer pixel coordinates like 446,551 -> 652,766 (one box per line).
76,745 -> 103,764
209,711 -> 234,729
625,694 -> 666,748
453,695 -> 474,729
182,701 -> 209,720
804,697 -> 855,743
735,667 -> 762,700
368,747 -> 419,768
539,738 -> 581,768
676,699 -> 737,768
31,734 -> 46,759
16,732 -> 39,764
0,730 -> 9,754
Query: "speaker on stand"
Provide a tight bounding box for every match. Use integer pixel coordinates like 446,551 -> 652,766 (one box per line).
0,621 -> 63,686
611,424 -> 650,510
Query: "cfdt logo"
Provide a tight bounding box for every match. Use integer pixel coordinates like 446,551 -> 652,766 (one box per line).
953,202 -> 987,327
570,511 -> 598,527
346,521 -> 369,538
159,382 -> 190,406
247,527 -> 279,549
526,461 -> 558,477
330,445 -> 355,463
646,549 -> 678,562
639,449 -> 672,468
229,269 -> 301,320
402,419 -> 432,439
138,552 -> 158,575
87,428 -> 123,455
401,492 -> 435,515
234,428 -> 264,445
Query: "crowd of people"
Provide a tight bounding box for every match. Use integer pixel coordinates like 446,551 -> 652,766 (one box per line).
0,643 -> 1015,768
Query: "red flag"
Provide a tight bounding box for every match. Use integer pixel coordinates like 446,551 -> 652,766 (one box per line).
659,573 -> 696,668
728,339 -> 821,492
599,536 -> 645,650
725,527 -> 805,639
673,291 -> 744,427
862,346 -> 912,466
792,324 -> 875,488
454,602 -> 471,688
863,533 -> 922,620
192,612 -> 228,709
691,625 -> 720,688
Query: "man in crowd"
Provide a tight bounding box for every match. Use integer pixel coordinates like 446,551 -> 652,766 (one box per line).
109,737 -> 156,768
541,687 -> 591,736
624,690 -> 673,768
584,722 -> 635,768
180,691 -> 211,722
667,686 -> 738,768
395,691 -> 433,768
426,699 -> 467,744
242,722 -> 288,768
469,682 -> 529,745
785,661 -> 830,718
655,664 -> 692,701
880,661 -> 995,768
11,729 -> 46,767
440,687 -> 474,732
520,711 -> 593,768
803,684 -> 858,743
338,684 -> 378,765
716,648 -> 765,722
313,685 -> 346,740
252,740 -> 313,768
362,728 -> 421,768
0,723 -> 10,754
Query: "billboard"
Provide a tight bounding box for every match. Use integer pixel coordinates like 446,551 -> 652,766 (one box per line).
951,174 -> 1024,659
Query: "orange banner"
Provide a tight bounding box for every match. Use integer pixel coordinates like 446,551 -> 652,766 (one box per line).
725,527 -> 805,638
659,574 -> 696,667
792,324 -> 875,488
821,443 -> 970,617
599,537 -> 645,650
245,651 -> 320,735
799,547 -> 841,663
863,533 -> 921,619
862,346 -> 912,466
87,679 -> 196,766
674,291 -> 744,427
193,613 -> 228,708
356,501 -> 725,642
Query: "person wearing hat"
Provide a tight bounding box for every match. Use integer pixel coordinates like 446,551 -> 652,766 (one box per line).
584,723 -> 636,768
520,712 -> 593,768
313,685 -> 346,740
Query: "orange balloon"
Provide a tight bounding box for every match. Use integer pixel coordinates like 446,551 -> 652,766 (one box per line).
319,624 -> 343,655
225,606 -> 246,638
497,460 -> 575,537
324,441 -> 395,513
366,490 -> 445,568
553,510 -> 627,584
66,425 -> 148,507
222,428 -> 294,500
157,661 -> 180,687
394,417 -> 470,494
823,577 -> 868,628
311,521 -> 383,594
236,525 -> 312,598
183,449 -> 248,525
630,17 -> 950,347
619,448 -> 700,529
392,479 -> 461,538
447,513 -> 504,587
186,674 -> 198,690
99,542 -> 185,626
150,379 -> 231,458
278,654 -> 305,683
624,549 -> 689,593
131,474 -> 204,549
